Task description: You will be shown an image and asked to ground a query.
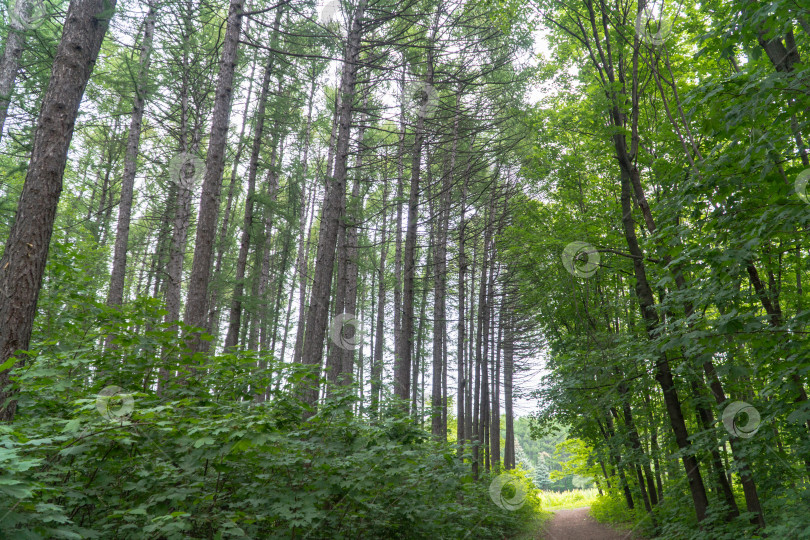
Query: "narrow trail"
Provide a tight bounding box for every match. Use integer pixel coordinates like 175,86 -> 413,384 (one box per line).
542,507 -> 640,540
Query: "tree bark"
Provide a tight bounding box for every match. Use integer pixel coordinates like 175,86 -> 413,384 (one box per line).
393,65 -> 406,393
503,298 -> 515,469
223,36 -> 279,349
371,178 -> 389,415
299,0 -> 367,408
617,167 -> 710,521
0,0 -> 32,142
338,150 -> 364,384
0,0 -> 117,420
207,52 -> 256,342
183,0 -> 244,352
432,120 -> 453,439
107,0 -> 156,307
292,68 -> 318,364
490,302 -> 502,472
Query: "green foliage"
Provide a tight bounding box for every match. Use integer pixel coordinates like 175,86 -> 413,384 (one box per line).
538,488 -> 598,511
590,494 -> 648,533
496,0 -> 810,537
0,298 -> 540,539
510,417 -> 573,491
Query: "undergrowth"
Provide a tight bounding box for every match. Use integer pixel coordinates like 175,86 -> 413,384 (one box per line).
0,299 -> 543,539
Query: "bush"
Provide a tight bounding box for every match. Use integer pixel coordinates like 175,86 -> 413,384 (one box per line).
0,305 -> 541,538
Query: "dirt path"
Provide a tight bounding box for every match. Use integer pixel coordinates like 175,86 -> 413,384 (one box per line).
543,507 -> 639,540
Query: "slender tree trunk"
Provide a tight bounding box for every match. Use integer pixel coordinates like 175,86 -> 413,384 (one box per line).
414,247 -> 431,418
503,298 -> 515,469
107,0 -> 156,308
223,38 -> 279,349
457,219 -> 466,453
617,166 -> 710,521
600,416 -> 634,510
208,53 -> 256,341
481,233 -> 493,473
611,406 -> 653,514
183,0 -> 244,352
292,68 -> 318,364
299,0 -> 368,408
399,53 -> 437,409
432,137 -> 451,439
263,224 -> 292,397
474,229 -> 490,477
258,138 -> 283,352
247,244 -> 262,352
0,0 -> 32,142
328,95 -> 367,387
393,65 -> 406,391
465,237 -> 476,449
643,393 -> 664,501
371,178 -> 389,415
164,153 -> 196,325
339,158 -> 364,385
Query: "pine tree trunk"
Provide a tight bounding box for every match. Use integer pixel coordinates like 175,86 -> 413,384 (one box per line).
299,0 -> 368,408
223,38 -> 279,349
490,300 -> 502,472
258,138 -> 282,352
183,0 -> 244,353
292,69 -> 318,364
338,150 -> 365,385
0,0 -> 32,141
399,90 -> 426,406
208,52 -> 257,342
371,179 -> 389,415
107,1 -> 156,308
414,247 -> 431,418
327,93 -> 367,387
432,134 -> 451,439
503,298 -> 515,469
0,0 -> 117,420
466,238 -> 476,449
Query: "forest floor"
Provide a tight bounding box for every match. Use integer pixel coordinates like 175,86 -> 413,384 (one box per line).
538,507 -> 642,540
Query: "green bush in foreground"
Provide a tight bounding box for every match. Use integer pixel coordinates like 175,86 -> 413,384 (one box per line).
2,390 -> 542,539
0,303 -> 541,538
590,489 -> 810,540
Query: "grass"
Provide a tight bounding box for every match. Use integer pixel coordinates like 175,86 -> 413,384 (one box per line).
538,488 -> 599,511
